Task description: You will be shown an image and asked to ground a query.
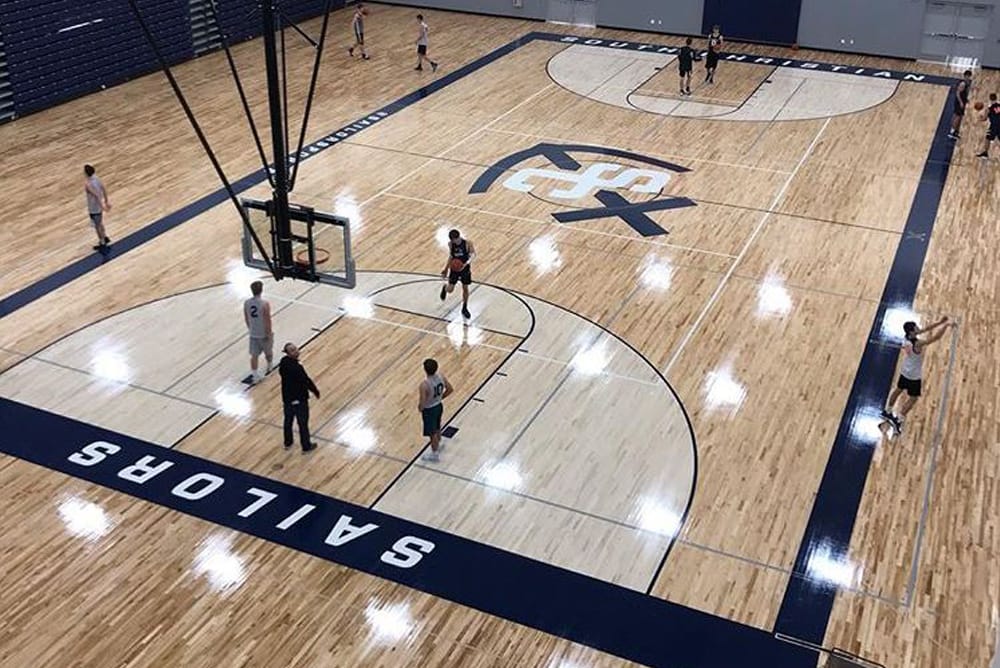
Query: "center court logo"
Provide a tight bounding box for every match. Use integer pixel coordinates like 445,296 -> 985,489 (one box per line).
469,143 -> 696,237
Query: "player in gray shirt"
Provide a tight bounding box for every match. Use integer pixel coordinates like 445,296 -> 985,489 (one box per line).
244,280 -> 274,383
414,14 -> 438,73
348,3 -> 369,60
84,164 -> 112,251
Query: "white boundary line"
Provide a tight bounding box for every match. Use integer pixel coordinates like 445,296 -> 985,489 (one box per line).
662,117 -> 831,376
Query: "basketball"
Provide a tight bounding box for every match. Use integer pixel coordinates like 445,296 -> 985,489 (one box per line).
975,100 -> 985,111
449,258 -> 464,272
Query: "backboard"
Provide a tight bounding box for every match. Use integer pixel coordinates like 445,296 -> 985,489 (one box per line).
240,197 -> 356,289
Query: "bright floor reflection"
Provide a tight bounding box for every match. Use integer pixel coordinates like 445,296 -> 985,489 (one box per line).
193,534 -> 247,592
703,364 -> 747,413
851,410 -> 888,446
635,497 -> 682,538
806,540 -> 861,588
570,342 -> 608,376
213,388 -> 252,418
880,304 -> 920,342
435,226 -> 452,249
58,496 -> 111,541
364,600 -> 414,643
336,408 -> 377,452
528,237 -> 562,274
639,257 -> 674,292
480,462 -> 523,491
225,260 -> 264,297
447,320 -> 483,347
90,345 -> 133,386
341,295 -> 374,319
756,273 -> 793,318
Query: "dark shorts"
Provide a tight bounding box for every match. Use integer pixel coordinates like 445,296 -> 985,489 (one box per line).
706,52 -> 719,68
354,30 -> 364,44
448,266 -> 472,285
988,128 -> 999,141
679,63 -> 692,76
421,403 -> 443,436
954,102 -> 966,117
89,213 -> 103,226
897,375 -> 922,398
417,44 -> 427,55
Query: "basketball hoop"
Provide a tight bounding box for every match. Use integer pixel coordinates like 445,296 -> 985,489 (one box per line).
295,248 -> 330,267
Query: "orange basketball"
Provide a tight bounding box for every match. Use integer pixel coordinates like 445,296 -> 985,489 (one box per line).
975,100 -> 985,111
449,258 -> 464,272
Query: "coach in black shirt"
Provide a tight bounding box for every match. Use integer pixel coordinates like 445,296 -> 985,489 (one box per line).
279,342 -> 320,452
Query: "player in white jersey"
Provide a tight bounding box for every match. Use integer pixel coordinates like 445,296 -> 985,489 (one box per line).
881,316 -> 953,435
348,3 -> 369,60
414,14 -> 438,73
418,358 -> 452,462
84,164 -> 112,251
243,280 -> 274,384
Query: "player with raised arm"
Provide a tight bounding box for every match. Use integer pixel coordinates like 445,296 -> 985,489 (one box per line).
881,316 -> 955,435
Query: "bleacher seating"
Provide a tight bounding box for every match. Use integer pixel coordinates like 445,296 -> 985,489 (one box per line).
0,0 -> 343,122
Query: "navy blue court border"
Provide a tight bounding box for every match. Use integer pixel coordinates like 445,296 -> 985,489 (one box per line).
0,30 -> 960,664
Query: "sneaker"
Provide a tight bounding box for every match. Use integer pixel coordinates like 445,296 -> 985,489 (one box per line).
93,244 -> 103,251
439,285 -> 447,301
948,132 -> 960,140
415,66 -> 423,71
362,54 -> 370,60
103,236 -> 111,245
685,88 -> 691,95
348,47 -> 354,56
431,61 -> 438,73
461,307 -> 471,319
976,151 -> 989,159
302,443 -> 317,453
422,450 -> 440,463
880,408 -> 894,420
889,415 -> 903,434
283,442 -> 293,450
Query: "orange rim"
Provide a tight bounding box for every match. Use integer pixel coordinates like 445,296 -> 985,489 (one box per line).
294,248 -> 331,266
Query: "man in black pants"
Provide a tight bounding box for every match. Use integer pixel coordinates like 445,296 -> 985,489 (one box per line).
279,342 -> 320,452
678,37 -> 694,96
948,69 -> 972,140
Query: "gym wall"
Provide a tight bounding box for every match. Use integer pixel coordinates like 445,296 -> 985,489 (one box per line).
0,0 -> 346,122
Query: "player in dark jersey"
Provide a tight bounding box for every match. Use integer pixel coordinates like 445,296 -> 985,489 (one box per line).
976,93 -> 1000,159
439,229 -> 476,320
678,37 -> 694,96
705,25 -> 723,84
948,70 -> 972,140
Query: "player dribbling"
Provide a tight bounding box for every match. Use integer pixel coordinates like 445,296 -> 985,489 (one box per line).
439,228 -> 476,320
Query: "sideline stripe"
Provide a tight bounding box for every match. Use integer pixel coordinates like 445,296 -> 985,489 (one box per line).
773,91 -> 958,644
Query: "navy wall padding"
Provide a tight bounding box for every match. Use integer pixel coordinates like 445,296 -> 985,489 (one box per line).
0,0 -> 345,118
217,0 -> 345,45
0,0 -> 193,114
702,0 -> 802,45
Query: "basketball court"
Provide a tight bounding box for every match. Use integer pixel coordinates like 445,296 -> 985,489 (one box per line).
1,5 -> 999,667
